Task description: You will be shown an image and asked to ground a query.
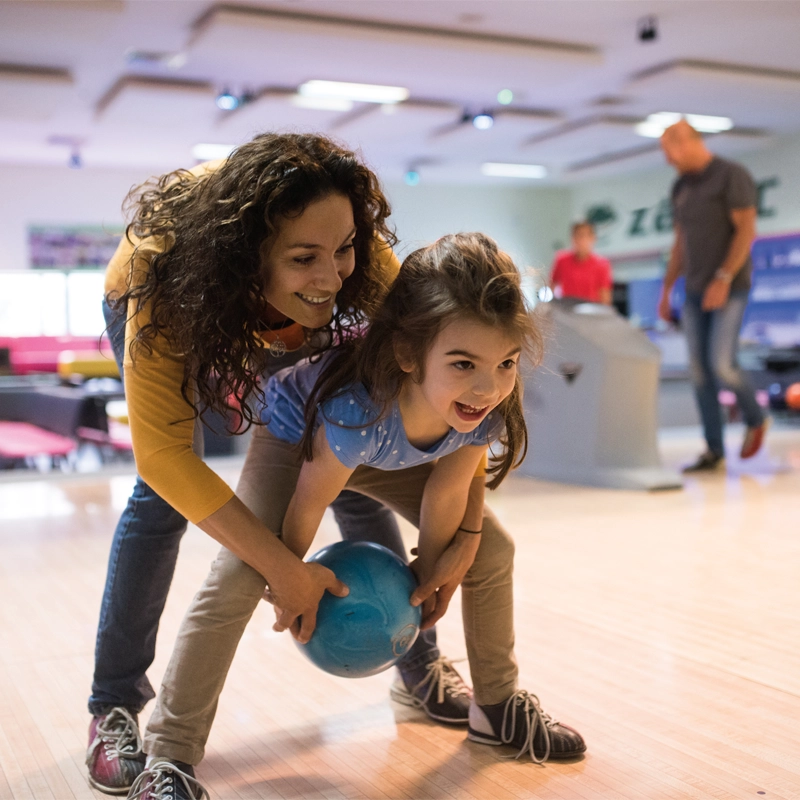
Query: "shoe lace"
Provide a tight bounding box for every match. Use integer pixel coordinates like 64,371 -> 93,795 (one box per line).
86,707 -> 143,766
128,760 -> 210,800
408,656 -> 472,707
500,690 -> 558,764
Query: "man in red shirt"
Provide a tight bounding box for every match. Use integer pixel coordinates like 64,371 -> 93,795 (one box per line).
550,221 -> 613,304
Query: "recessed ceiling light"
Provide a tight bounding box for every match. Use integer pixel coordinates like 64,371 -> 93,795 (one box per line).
472,112 -> 494,130
215,90 -> 239,111
481,162 -> 546,179
298,80 -> 409,104
291,94 -> 354,112
191,143 -> 236,161
636,111 -> 734,138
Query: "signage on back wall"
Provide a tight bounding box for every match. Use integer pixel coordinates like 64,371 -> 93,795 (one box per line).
584,176 -> 781,242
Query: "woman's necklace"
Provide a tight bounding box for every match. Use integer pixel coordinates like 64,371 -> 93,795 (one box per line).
269,336 -> 287,357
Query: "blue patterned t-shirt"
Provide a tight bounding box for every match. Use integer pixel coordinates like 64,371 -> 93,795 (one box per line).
262,354 -> 503,470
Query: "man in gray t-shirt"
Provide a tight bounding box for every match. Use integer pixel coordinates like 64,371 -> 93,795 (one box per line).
657,120 -> 766,471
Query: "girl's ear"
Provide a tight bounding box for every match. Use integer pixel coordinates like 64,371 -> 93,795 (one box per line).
393,337 -> 415,374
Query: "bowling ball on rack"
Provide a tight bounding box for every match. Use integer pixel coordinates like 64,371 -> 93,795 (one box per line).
295,541 -> 421,678
785,382 -> 800,411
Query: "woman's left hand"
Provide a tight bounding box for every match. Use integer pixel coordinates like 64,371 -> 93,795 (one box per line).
409,531 -> 482,629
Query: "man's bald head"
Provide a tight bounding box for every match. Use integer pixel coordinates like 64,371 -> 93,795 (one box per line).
660,119 -> 713,173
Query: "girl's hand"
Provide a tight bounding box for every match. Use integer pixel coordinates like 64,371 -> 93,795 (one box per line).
268,561 -> 349,643
409,531 -> 481,629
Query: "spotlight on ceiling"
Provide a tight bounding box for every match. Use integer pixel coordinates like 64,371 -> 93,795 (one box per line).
481,162 -> 546,179
216,90 -> 239,111
298,80 -> 409,104
472,112 -> 494,130
637,15 -> 658,42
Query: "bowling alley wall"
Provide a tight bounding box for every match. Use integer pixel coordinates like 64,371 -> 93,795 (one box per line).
2,131 -> 800,341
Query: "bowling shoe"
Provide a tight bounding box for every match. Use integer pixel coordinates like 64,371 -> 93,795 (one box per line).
467,690 -> 586,763
391,655 -> 472,724
86,707 -> 145,794
740,419 -> 769,459
126,760 -> 208,800
682,450 -> 725,473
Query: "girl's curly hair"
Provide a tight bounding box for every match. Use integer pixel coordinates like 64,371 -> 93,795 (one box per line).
301,232 -> 543,489
111,132 -> 395,429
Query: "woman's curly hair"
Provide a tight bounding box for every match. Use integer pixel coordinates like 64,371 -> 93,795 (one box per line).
111,132 -> 395,430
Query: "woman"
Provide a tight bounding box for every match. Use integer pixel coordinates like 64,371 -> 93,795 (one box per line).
87,134 -> 470,796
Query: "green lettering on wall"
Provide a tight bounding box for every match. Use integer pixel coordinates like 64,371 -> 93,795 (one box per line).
756,177 -> 779,218
653,198 -> 673,232
628,208 -> 649,236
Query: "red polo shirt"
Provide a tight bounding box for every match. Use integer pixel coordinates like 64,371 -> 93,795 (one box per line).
551,251 -> 613,303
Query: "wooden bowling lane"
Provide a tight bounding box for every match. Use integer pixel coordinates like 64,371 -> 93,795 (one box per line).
0,428 -> 799,799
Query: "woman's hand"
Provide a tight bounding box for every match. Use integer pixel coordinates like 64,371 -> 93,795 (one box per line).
657,288 -> 673,323
268,561 -> 349,643
409,531 -> 482,629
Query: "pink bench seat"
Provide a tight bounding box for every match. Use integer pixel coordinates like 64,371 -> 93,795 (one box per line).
0,422 -> 75,458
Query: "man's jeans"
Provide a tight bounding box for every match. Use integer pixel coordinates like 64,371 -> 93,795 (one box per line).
682,291 -> 764,457
89,300 -> 437,715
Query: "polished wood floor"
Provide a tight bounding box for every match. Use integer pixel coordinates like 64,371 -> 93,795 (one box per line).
1,425 -> 799,799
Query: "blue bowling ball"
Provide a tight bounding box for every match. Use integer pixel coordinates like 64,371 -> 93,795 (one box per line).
296,541 -> 421,678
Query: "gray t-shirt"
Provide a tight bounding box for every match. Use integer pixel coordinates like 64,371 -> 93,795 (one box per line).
671,156 -> 757,295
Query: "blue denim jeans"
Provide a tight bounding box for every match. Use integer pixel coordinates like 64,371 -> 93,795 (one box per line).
89,300 -> 437,715
681,291 -> 764,457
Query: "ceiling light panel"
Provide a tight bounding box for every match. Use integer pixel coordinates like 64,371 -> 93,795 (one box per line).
215,91 -> 350,140
298,80 -> 408,104
96,77 -> 217,132
428,110 -> 558,160
627,60 -> 800,133
188,7 -> 600,106
0,66 -> 74,122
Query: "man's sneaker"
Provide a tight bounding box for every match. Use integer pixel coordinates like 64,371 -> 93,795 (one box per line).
740,419 -> 769,459
390,656 -> 472,725
86,707 -> 145,794
127,760 -> 209,800
467,690 -> 586,763
682,450 -> 725,473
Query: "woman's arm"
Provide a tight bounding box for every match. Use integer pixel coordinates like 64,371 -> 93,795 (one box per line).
198,495 -> 348,643
412,445 -> 487,627
282,425 -> 355,558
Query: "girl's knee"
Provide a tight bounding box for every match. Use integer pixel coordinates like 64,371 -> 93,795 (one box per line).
206,548 -> 267,600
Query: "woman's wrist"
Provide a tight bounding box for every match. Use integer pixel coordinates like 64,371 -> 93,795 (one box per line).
714,269 -> 733,284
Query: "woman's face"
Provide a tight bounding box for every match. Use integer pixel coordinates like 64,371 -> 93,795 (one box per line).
260,192 -> 357,327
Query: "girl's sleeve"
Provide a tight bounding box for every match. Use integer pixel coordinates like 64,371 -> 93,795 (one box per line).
121,248 -> 235,525
320,393 -> 378,469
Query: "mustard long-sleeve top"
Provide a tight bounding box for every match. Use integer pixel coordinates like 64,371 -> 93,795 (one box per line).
106,162 -> 400,524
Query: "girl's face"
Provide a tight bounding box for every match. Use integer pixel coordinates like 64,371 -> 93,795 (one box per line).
260,192 -> 357,327
402,317 -> 521,434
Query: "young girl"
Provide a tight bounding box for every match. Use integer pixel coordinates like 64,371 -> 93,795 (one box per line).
132,234 -> 585,800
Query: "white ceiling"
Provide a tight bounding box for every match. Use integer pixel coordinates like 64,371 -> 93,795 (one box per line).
1,0 -> 799,185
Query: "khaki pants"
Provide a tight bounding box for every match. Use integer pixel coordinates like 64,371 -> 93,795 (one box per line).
144,426 -> 518,765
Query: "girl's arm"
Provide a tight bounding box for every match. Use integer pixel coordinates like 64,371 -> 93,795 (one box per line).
282,424 -> 355,559
412,445 -> 488,628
